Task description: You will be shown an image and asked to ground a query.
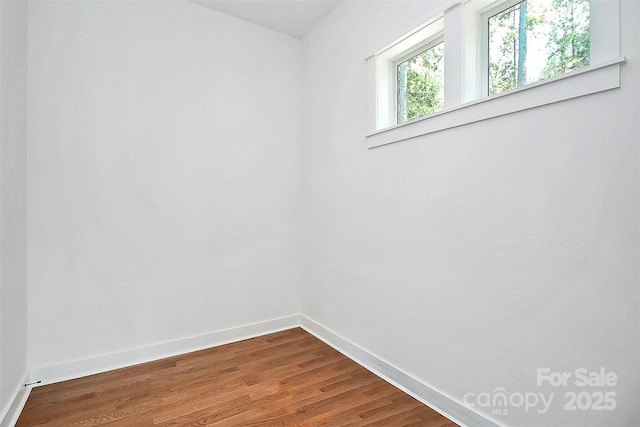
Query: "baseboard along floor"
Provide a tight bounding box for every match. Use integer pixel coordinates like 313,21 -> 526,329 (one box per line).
16,328 -> 459,426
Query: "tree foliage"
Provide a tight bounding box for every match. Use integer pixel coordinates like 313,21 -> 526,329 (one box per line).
540,0 -> 590,79
398,42 -> 444,123
489,0 -> 590,95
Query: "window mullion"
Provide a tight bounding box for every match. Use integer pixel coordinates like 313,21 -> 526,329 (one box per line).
444,3 -> 464,108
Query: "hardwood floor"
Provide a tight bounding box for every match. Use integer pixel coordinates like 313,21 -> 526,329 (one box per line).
16,328 -> 458,426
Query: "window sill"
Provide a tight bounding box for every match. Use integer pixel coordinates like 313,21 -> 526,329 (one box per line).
365,57 -> 626,149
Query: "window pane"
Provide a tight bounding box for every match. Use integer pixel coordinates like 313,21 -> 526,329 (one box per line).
488,0 -> 590,96
397,42 -> 444,124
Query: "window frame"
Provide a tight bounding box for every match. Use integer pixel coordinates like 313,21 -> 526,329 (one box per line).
365,0 -> 624,149
392,34 -> 445,125
372,15 -> 445,131
481,0 -> 593,98
480,0 -> 528,98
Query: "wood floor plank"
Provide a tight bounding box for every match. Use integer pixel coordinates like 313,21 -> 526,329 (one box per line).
16,328 -> 458,426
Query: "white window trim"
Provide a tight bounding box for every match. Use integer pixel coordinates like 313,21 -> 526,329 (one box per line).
373,15 -> 445,130
367,56 -> 625,148
393,35 -> 445,125
365,0 -> 623,149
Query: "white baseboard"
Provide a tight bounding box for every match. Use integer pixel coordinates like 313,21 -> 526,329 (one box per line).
29,315 -> 300,387
299,316 -> 500,427
0,371 -> 31,427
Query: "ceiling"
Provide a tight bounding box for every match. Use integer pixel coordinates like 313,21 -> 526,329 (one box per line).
190,0 -> 341,39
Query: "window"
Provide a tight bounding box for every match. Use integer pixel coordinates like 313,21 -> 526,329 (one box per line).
372,16 -> 444,130
396,40 -> 445,124
366,0 -> 623,148
485,0 -> 590,96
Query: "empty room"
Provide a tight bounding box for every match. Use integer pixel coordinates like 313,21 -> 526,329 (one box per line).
0,0 -> 638,426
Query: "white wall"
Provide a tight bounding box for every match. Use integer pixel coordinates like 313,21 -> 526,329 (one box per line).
300,1 -> 639,426
0,0 -> 29,421
18,1 -> 640,426
27,0 -> 302,370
